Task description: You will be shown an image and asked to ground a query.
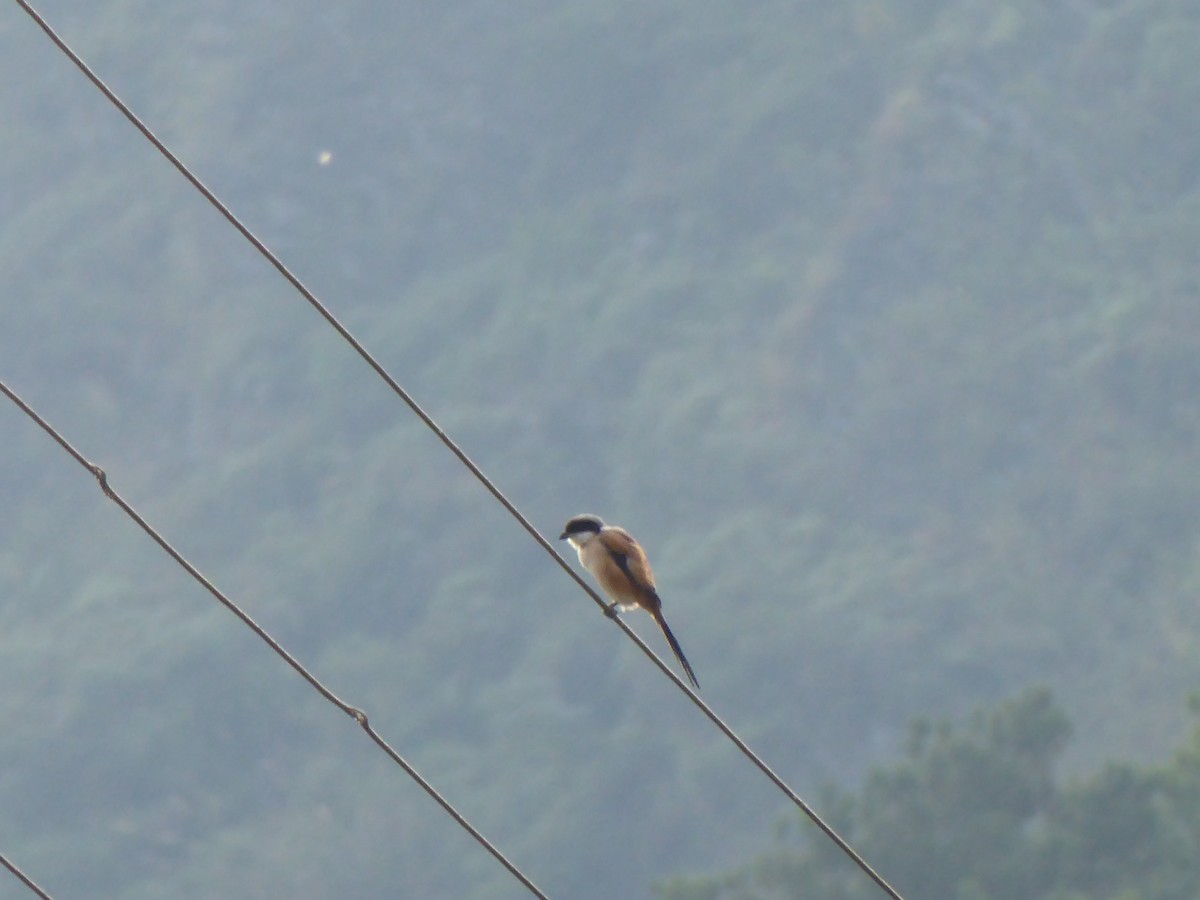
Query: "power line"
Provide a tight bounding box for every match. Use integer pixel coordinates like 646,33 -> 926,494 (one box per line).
0,852 -> 53,900
11,3 -> 904,897
0,379 -> 549,900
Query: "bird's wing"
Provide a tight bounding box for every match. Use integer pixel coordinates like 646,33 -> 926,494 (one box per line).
598,527 -> 657,593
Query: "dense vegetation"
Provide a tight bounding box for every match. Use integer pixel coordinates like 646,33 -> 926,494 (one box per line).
2,0 -> 1198,897
661,689 -> 1200,899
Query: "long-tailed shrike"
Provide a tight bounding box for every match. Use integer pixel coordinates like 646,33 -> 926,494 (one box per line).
559,514 -> 700,689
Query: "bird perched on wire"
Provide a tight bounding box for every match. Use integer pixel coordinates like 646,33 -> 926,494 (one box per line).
559,514 -> 700,690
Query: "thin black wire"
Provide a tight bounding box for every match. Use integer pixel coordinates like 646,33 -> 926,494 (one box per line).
11,3 -> 903,897
0,852 -> 53,900
0,380 -> 549,900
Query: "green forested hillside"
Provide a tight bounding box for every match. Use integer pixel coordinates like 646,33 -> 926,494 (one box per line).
2,1 -> 1198,898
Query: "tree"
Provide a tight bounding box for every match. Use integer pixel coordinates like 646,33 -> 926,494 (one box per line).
660,689 -> 1200,900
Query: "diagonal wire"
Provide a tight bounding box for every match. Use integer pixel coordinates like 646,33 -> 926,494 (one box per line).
0,379 -> 549,900
0,852 -> 53,900
11,3 -> 904,897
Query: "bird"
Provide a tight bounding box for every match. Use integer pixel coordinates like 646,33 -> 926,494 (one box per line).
559,514 -> 700,690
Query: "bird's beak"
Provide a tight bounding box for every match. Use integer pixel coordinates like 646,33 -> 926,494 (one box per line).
558,531 -> 569,540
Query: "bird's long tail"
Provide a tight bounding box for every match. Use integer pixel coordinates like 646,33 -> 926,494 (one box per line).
652,608 -> 700,690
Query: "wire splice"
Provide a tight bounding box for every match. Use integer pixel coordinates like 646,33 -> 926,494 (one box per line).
0,379 -> 548,900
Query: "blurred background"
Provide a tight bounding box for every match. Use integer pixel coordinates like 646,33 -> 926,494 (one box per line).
2,1 -> 1199,897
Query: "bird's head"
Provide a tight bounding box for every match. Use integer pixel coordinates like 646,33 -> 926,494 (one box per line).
559,514 -> 605,548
